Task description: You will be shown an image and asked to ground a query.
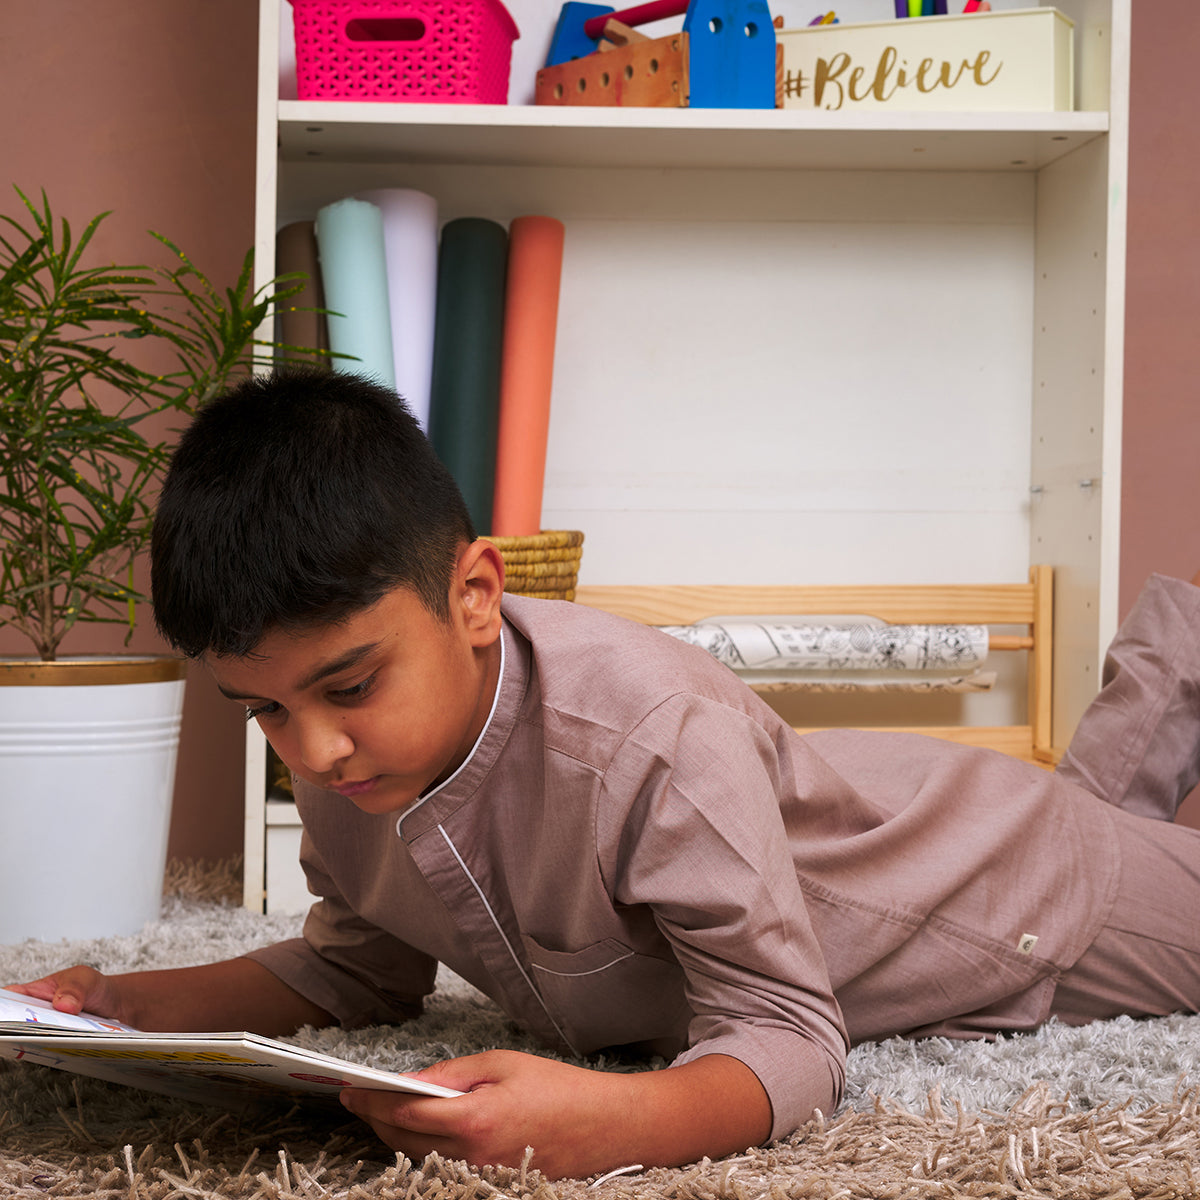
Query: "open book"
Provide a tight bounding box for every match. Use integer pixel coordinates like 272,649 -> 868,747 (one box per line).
0,987 -> 461,1107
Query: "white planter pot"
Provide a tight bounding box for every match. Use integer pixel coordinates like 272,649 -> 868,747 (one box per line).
0,657 -> 187,943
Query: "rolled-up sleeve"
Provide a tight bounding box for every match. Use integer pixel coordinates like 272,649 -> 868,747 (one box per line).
597,694 -> 848,1142
245,829 -> 438,1029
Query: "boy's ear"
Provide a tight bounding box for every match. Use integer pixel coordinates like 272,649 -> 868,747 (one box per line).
455,539 -> 506,645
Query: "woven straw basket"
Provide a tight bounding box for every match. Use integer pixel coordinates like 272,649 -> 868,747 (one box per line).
483,530 -> 584,602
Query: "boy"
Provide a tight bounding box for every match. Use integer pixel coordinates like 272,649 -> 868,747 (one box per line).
14,370 -> 1200,1181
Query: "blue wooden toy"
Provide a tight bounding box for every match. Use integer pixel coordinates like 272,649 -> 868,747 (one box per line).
541,0 -> 776,109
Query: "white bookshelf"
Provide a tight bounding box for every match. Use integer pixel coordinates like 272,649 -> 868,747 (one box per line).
246,0 -> 1130,912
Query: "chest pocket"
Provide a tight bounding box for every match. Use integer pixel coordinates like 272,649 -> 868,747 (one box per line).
520,933 -> 692,1055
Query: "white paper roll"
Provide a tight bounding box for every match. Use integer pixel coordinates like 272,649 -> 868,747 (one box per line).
356,188 -> 439,430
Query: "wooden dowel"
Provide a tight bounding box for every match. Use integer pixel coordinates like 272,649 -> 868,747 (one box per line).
584,0 -> 689,39
990,634 -> 1033,651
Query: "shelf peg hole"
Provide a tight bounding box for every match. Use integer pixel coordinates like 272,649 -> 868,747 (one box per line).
744,21 -> 759,36
709,16 -> 724,32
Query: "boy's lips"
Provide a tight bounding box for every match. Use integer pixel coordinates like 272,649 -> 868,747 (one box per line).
331,776 -> 380,798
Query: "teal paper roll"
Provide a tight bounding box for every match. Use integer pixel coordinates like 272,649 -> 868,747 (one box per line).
314,197 -> 395,388
429,218 -> 509,534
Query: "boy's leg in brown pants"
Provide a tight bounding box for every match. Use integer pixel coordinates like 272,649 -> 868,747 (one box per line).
1051,808 -> 1200,1023
1057,573 -> 1200,820
1052,573 -> 1200,1021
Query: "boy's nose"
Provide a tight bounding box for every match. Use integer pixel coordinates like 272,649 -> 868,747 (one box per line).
296,719 -> 354,775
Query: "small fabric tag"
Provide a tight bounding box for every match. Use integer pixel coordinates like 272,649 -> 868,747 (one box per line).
1017,933 -> 1039,955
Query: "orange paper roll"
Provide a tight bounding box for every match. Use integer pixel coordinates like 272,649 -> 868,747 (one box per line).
490,216 -> 566,537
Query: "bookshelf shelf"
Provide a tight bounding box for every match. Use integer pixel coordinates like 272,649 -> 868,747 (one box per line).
247,0 -> 1130,914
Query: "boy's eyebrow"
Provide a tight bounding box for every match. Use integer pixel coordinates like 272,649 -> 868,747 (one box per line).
294,642 -> 382,692
215,642 -> 382,702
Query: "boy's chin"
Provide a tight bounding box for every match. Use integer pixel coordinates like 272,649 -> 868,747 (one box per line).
339,777 -> 424,815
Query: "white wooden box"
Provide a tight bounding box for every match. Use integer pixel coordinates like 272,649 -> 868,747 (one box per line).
264,799 -> 310,915
778,8 -> 1074,112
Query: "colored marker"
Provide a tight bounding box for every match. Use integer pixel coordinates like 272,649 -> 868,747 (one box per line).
894,0 -> 908,15
963,0 -> 981,9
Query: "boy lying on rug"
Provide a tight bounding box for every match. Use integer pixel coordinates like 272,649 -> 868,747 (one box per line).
13,371 -> 1200,1181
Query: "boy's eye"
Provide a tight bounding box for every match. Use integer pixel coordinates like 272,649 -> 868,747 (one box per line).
330,674 -> 376,702
245,701 -> 282,722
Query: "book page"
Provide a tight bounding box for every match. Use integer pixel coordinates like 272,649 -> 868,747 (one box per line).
0,987 -> 140,1034
0,988 -> 461,1105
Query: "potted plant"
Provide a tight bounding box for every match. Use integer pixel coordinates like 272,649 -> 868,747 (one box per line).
0,187 -> 320,942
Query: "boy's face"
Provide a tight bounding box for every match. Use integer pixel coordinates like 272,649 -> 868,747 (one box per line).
209,541 -> 505,816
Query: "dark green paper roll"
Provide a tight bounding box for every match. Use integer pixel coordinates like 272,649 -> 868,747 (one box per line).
429,218 -> 509,534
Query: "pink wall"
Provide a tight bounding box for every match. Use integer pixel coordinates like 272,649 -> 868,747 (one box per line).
0,2 -> 258,861
1121,1 -> 1200,827
1121,1 -> 1200,606
1,2 -> 1195,860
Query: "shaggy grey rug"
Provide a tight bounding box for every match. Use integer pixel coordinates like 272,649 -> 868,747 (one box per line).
2,863 -> 1200,1197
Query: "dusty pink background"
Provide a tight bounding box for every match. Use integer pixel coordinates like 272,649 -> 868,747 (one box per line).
1,3 -> 1196,859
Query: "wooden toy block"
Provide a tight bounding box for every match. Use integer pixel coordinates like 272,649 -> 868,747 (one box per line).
537,31 -> 689,107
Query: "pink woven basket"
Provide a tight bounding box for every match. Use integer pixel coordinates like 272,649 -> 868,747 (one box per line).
290,0 -> 520,104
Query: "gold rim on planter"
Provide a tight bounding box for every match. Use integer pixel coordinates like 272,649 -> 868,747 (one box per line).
0,657 -> 189,686
482,530 -> 584,602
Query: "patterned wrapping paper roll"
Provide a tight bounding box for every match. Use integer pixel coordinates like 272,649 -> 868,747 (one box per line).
429,217 -> 509,535
275,221 -> 329,363
314,197 -> 396,388
491,215 -> 566,538
659,622 -> 990,671
659,621 -> 995,692
355,188 -> 439,430
744,672 -> 997,694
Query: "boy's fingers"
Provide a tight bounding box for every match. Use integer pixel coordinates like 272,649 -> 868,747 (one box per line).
46,968 -> 97,1014
412,1048 -> 521,1092
50,984 -> 87,1014
8,968 -> 104,1015
3,982 -> 41,998
341,1088 -> 466,1138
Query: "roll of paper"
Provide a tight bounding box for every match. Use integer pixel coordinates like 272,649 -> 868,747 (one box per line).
490,216 -> 566,538
275,221 -> 329,364
356,188 -> 439,430
314,197 -> 395,388
658,622 -> 990,672
429,218 -> 509,534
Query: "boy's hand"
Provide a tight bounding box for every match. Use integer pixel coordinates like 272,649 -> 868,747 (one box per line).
8,959 -> 332,1037
7,967 -> 130,1023
339,1048 -> 773,1181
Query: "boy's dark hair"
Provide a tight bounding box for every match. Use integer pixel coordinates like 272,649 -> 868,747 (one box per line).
151,369 -> 476,658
